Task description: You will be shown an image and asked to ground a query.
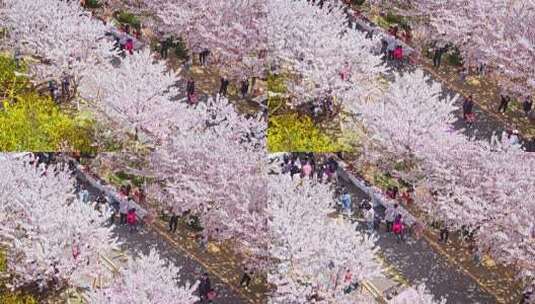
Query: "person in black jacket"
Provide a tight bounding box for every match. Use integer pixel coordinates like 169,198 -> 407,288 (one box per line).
198,273 -> 211,302
168,210 -> 179,233
523,96 -> 533,116
463,95 -> 474,119
433,45 -> 447,68
498,94 -> 511,113
239,267 -> 252,288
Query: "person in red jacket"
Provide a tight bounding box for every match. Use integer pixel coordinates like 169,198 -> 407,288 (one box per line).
124,38 -> 134,55
393,45 -> 403,61
127,208 -> 137,233
393,214 -> 405,243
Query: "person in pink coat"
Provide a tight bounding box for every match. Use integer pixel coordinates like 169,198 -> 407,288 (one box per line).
301,161 -> 312,179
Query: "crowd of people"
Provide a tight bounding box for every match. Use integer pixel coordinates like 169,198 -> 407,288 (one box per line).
280,152 -> 339,182
46,72 -> 73,103
278,153 -> 416,242
278,152 -> 447,249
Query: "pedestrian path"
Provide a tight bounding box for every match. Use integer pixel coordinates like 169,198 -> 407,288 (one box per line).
348,7 -> 534,149
70,158 -> 253,304
336,172 -> 498,303
333,158 -> 524,303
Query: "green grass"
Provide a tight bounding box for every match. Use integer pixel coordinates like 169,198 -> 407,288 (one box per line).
0,55 -> 97,152
0,94 -> 96,152
0,249 -> 38,304
0,54 -> 29,98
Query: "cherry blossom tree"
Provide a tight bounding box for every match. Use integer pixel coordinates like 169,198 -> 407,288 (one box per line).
140,96 -> 269,268
349,68 -> 535,286
86,249 -> 198,304
369,0 -> 535,96
267,174 -> 381,303
0,0 -> 112,80
267,0 -> 385,107
78,49 -> 184,141
0,154 -> 119,291
390,284 -> 446,304
347,69 -> 459,162
145,0 -> 268,82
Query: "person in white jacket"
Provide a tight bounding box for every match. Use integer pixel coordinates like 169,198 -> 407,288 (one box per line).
364,205 -> 375,231
119,199 -> 129,225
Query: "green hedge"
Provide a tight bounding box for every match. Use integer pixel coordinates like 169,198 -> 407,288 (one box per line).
384,12 -> 409,29
373,172 -> 399,190
116,11 -> 141,30
113,171 -> 146,188
173,37 -> 189,60
445,47 -> 463,66
84,0 -> 102,8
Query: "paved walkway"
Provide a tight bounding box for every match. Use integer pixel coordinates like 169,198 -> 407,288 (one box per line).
70,160 -> 252,304
337,174 -> 498,303
348,7 -> 534,146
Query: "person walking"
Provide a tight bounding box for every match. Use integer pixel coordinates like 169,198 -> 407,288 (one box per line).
239,267 -> 252,288
219,77 -> 229,96
186,79 -> 196,104
523,96 -> 533,116
126,208 -> 137,233
48,80 -> 59,102
364,204 -> 375,231
168,209 -> 179,233
433,45 -> 446,68
198,273 -> 212,302
240,79 -> 249,98
61,73 -> 70,100
160,37 -> 172,59
439,222 -> 449,243
463,95 -> 475,126
119,199 -> 129,225
385,204 -> 399,233
340,191 -> 352,215
106,197 -> 117,224
498,94 -> 511,113
393,214 -> 405,243
200,49 -> 210,66
186,79 -> 194,96
124,38 -> 134,55
13,48 -> 22,69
